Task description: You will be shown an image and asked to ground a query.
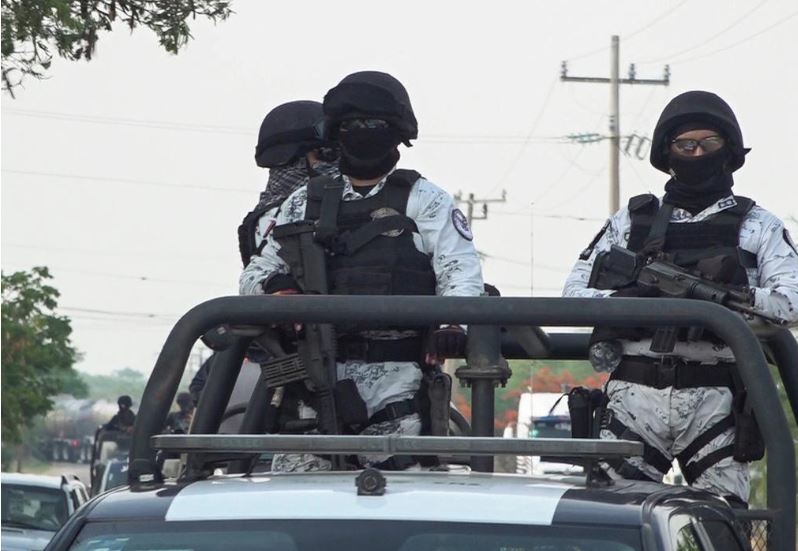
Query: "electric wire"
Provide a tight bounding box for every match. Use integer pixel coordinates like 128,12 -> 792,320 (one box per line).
670,10 -> 798,65
564,0 -> 690,61
487,78 -> 559,195
2,107 -> 567,145
638,0 -> 772,64
2,168 -> 254,194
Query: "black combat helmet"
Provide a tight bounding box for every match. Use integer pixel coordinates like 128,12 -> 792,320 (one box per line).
254,100 -> 326,168
650,91 -> 749,174
118,395 -> 133,408
176,392 -> 193,409
323,71 -> 418,145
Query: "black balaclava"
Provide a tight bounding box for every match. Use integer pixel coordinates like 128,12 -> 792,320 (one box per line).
338,126 -> 401,179
650,91 -> 749,215
664,123 -> 733,214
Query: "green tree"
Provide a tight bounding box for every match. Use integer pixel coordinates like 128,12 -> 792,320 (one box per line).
1,266 -> 86,444
1,0 -> 231,96
80,367 -> 148,404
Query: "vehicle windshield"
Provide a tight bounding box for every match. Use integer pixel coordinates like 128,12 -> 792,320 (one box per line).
70,520 -> 641,551
531,418 -> 571,439
1,483 -> 68,532
103,461 -> 129,492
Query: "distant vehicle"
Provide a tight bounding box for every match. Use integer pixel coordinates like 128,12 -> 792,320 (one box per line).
1,472 -> 88,551
41,396 -> 117,463
89,428 -> 131,496
506,391 -> 580,476
93,458 -> 129,496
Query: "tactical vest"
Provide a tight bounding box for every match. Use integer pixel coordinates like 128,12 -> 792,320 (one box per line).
608,193 -> 756,343
237,199 -> 282,267
304,169 -> 437,298
626,194 -> 757,282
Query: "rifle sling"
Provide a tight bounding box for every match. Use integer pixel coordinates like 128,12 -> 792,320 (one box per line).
641,201 -> 674,255
336,215 -> 419,255
315,178 -> 345,247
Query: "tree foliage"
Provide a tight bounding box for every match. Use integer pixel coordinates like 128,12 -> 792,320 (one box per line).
452,359 -> 609,431
1,0 -> 232,96
80,367 -> 147,404
1,267 -> 86,444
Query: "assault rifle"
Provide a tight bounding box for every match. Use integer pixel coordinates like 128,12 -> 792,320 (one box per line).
270,221 -> 340,439
589,245 -> 786,326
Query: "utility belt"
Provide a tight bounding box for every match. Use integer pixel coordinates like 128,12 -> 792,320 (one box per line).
336,336 -> 424,363
610,356 -> 735,389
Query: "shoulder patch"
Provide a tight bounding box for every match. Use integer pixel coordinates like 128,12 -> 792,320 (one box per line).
452,209 -> 473,241
717,197 -> 737,209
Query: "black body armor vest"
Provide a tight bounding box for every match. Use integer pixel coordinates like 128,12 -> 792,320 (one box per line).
626,194 -> 757,283
604,194 -> 756,344
305,169 -> 437,298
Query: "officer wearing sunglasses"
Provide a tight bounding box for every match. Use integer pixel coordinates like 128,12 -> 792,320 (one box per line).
564,90 -> 798,508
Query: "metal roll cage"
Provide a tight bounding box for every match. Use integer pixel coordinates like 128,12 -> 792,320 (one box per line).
130,295 -> 797,551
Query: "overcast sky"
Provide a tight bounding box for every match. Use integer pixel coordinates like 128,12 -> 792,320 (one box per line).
2,0 -> 797,376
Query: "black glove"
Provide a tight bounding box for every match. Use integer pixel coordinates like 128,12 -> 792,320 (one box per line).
610,286 -> 660,298
427,325 -> 467,362
262,274 -> 301,295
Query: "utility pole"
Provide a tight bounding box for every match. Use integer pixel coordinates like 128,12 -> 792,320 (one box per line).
561,35 -> 670,214
453,190 -> 507,225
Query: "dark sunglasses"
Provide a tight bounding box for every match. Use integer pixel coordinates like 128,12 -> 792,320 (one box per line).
670,135 -> 725,154
339,118 -> 391,132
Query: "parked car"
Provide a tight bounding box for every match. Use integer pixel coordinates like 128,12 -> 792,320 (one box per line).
1,472 -> 88,551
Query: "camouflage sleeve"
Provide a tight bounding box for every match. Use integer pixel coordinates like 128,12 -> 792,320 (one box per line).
410,179 -> 484,297
238,189 -> 307,295
562,207 -> 630,298
749,211 -> 798,324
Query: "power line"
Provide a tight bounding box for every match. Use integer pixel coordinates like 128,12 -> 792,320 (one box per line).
564,0 -> 690,61
1,107 -> 567,145
2,262 -> 232,289
488,78 -> 559,195
639,0 -> 771,64
2,168 -> 254,194
2,243 -> 229,263
60,306 -> 177,319
669,10 -> 798,65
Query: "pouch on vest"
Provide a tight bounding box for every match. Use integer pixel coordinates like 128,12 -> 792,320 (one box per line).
732,390 -> 765,462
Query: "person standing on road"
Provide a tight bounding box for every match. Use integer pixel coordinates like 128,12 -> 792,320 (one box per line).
240,71 -> 484,471
563,90 -> 798,506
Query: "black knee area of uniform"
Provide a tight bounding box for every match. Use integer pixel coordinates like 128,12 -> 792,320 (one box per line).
732,392 -> 764,462
334,379 -> 369,427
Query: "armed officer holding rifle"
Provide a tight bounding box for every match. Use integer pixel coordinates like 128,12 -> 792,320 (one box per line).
240,71 -> 483,471
564,90 -> 798,506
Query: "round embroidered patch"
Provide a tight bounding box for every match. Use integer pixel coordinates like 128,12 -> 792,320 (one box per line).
452,209 -> 473,241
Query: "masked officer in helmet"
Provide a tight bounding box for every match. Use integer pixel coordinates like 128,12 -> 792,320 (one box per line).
105,395 -> 136,433
164,392 -> 195,434
238,100 -> 339,272
564,91 -> 798,506
240,71 -> 484,471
